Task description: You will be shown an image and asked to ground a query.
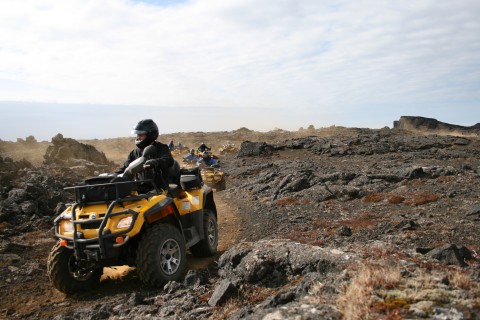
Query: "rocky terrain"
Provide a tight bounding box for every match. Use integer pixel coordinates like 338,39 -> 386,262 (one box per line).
0,117 -> 479,319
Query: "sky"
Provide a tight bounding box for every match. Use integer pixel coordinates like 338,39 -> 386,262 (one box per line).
0,0 -> 479,141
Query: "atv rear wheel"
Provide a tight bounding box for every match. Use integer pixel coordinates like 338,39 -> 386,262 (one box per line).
190,210 -> 218,257
136,224 -> 187,288
47,242 -> 103,294
215,178 -> 226,191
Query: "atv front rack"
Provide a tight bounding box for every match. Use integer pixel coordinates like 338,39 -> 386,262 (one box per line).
65,179 -> 160,205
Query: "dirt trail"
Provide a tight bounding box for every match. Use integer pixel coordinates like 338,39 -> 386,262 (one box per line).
1,191 -> 243,319
215,191 -> 243,251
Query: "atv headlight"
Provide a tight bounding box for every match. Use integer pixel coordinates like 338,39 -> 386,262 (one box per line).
116,216 -> 133,229
59,210 -> 71,220
60,221 -> 74,233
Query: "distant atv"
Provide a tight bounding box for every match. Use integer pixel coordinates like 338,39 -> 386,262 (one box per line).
182,159 -> 225,191
47,146 -> 218,294
171,146 -> 190,157
182,157 -> 199,167
200,164 -> 226,191
218,143 -> 238,155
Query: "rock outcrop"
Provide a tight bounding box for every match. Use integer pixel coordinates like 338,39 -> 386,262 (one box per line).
43,133 -> 116,175
0,157 -> 74,236
393,116 -> 480,135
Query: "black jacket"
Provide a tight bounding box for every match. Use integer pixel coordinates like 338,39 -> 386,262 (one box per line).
198,143 -> 211,152
115,141 -> 174,191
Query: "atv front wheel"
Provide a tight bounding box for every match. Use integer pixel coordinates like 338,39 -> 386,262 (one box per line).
47,243 -> 103,294
136,224 -> 187,288
190,210 -> 218,257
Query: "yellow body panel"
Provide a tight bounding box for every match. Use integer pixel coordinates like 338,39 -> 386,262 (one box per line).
173,189 -> 204,216
59,190 -> 205,240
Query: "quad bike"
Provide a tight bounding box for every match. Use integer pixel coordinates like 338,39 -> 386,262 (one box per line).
182,157 -> 199,167
47,145 -> 218,294
197,150 -> 219,161
183,158 -> 225,191
171,146 -> 190,157
200,164 -> 226,191
218,143 -> 238,155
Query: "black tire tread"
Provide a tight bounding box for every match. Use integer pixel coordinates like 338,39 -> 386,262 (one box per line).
47,243 -> 102,294
216,178 -> 226,191
190,210 -> 218,257
136,224 -> 187,288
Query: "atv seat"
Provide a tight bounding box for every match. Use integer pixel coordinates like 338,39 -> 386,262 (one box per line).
179,167 -> 203,190
168,184 -> 181,198
168,160 -> 181,185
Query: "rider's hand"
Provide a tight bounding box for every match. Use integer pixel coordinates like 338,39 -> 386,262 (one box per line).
145,159 -> 157,168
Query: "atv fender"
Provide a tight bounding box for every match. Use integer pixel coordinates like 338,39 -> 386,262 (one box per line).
144,197 -> 184,237
203,187 -> 217,220
144,197 -> 174,219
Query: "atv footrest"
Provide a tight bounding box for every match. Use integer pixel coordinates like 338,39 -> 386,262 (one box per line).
184,227 -> 201,248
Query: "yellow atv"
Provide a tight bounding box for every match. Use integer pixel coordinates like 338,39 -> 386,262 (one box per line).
171,146 -> 190,157
218,143 -> 238,155
200,165 -> 226,191
47,146 -> 218,294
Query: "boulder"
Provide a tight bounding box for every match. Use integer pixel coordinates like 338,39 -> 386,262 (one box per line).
43,133 -> 114,169
237,141 -> 274,157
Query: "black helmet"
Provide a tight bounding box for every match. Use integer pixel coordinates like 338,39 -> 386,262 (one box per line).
132,119 -> 159,149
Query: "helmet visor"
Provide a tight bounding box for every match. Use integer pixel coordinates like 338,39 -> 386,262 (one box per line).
131,129 -> 147,135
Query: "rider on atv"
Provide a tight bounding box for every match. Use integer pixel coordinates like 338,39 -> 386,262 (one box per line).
183,148 -> 199,163
197,151 -> 218,167
197,142 -> 211,153
115,119 -> 173,191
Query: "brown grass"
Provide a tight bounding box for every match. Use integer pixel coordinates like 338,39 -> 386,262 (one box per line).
387,194 -> 405,204
210,286 -> 276,319
363,192 -> 386,203
283,229 -> 325,246
363,245 -> 406,261
337,261 -> 479,320
404,193 -> 439,206
363,192 -> 438,206
243,286 -> 277,305
336,262 -> 402,320
371,299 -> 409,319
285,211 -> 391,245
342,211 -> 386,229
305,282 -> 328,304
275,196 -> 310,206
211,298 -> 243,320
437,176 -> 456,183
448,269 -> 473,290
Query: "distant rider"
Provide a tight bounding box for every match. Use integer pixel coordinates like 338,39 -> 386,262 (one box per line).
168,140 -> 175,151
183,148 -> 199,162
115,119 -> 174,192
197,151 -> 218,167
197,142 -> 211,153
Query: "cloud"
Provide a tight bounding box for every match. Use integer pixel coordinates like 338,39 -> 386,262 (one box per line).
0,0 -> 479,128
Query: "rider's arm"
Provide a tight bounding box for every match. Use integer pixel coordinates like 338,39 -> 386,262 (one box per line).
114,149 -> 137,174
145,144 -> 174,169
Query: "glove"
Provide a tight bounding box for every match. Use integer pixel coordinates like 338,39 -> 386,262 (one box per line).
145,159 -> 158,168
